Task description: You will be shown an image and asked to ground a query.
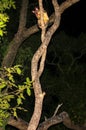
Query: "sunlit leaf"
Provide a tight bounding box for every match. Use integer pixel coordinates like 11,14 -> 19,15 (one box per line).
20,93 -> 25,100
26,87 -> 31,96
16,67 -> 21,75
13,108 -> 17,118
0,83 -> 6,89
17,97 -> 22,105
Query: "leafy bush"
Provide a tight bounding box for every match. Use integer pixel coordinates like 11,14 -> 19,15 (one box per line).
0,65 -> 32,129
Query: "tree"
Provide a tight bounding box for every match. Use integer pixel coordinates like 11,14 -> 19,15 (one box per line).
1,0 -> 86,130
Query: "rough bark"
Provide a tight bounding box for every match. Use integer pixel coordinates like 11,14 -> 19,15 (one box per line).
8,116 -> 28,130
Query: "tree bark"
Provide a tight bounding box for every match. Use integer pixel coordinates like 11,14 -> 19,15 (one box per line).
8,116 -> 28,130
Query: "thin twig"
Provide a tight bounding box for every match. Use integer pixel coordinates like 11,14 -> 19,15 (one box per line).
53,103 -> 63,117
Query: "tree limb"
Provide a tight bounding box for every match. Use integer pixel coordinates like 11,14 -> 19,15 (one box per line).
8,116 -> 28,130
18,0 -> 28,32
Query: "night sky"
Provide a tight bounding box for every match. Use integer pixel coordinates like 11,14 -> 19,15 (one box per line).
60,0 -> 86,36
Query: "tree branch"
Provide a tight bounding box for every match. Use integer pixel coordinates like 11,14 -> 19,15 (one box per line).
60,0 -> 80,14
18,0 -> 28,32
7,111 -> 86,130
49,0 -> 80,23
8,116 -> 28,130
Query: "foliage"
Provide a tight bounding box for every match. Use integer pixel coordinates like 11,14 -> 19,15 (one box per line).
0,0 -> 16,36
0,65 -> 32,128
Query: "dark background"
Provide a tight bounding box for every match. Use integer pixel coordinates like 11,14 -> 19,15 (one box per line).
60,0 -> 86,36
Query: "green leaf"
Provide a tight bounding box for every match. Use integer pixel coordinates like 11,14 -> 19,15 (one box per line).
5,95 -> 14,101
24,77 -> 32,86
14,65 -> 22,74
17,97 -> 22,105
0,29 -> 3,36
26,77 -> 30,82
16,67 -> 21,75
13,108 -> 17,118
26,87 -> 31,96
20,93 -> 25,100
0,83 -> 6,89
